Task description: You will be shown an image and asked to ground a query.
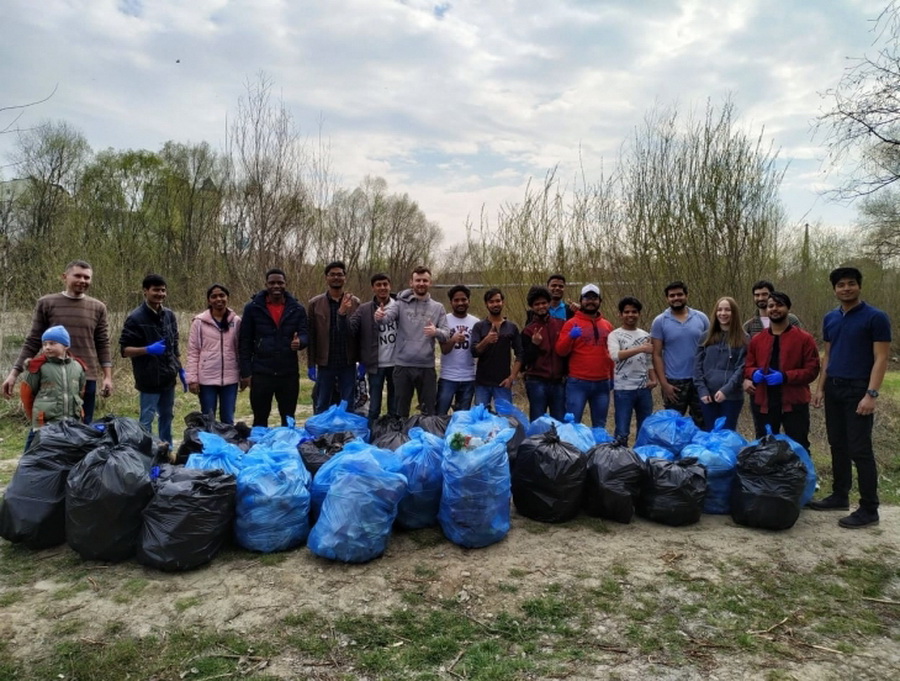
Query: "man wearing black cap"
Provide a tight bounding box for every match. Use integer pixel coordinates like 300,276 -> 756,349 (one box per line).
743,292 -> 820,449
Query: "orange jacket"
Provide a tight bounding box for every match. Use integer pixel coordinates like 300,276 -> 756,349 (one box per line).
555,311 -> 614,381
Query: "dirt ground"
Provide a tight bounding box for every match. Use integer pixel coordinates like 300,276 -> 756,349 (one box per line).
2,500 -> 898,680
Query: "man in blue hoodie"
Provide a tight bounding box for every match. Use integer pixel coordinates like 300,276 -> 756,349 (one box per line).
375,266 -> 451,416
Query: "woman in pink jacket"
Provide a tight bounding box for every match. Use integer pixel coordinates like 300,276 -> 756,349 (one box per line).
187,284 -> 241,423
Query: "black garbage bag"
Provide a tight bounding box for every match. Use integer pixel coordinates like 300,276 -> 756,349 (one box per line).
137,465 -> 236,571
512,428 -> 586,523
405,414 -> 451,438
299,431 -> 358,478
731,436 -> 807,530
583,443 -> 646,523
371,415 -> 410,450
0,419 -> 104,549
93,415 -> 154,456
636,457 -> 707,526
66,444 -> 154,561
175,412 -> 252,465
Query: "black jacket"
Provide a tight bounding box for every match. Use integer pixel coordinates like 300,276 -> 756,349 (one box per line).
119,303 -> 181,393
238,290 -> 309,378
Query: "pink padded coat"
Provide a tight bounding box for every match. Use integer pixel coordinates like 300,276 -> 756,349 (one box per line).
186,308 -> 241,386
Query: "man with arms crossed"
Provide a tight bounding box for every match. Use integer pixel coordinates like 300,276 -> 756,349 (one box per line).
810,267 -> 891,529
2,260 -> 113,422
608,296 -> 657,444
651,281 -> 709,427
375,266 -> 450,417
436,285 -> 479,415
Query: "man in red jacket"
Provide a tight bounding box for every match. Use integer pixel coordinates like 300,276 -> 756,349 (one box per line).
743,291 -> 820,451
555,284 -> 614,426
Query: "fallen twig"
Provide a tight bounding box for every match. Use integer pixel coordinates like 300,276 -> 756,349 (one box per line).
862,597 -> 900,606
747,616 -> 789,635
447,648 -> 466,672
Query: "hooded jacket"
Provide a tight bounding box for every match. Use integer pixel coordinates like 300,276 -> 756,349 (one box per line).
21,354 -> 86,428
187,308 -> 241,386
238,290 -> 308,378
380,288 -> 450,368
693,334 -> 747,401
555,310 -> 614,381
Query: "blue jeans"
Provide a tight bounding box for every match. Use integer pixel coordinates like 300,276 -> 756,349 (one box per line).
474,385 -> 512,411
368,367 -> 396,421
525,378 -> 566,421
436,378 -> 475,415
314,365 -> 356,414
139,387 -> 175,445
700,398 -> 743,432
198,383 -> 239,424
566,378 -> 611,426
613,388 -> 653,443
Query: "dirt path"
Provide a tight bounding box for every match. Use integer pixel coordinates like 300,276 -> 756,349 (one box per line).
2,504 -> 898,679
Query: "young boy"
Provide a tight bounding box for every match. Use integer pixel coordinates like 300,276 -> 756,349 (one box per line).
20,326 -> 87,448
608,297 -> 658,444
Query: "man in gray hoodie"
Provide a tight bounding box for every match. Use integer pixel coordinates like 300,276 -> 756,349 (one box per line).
375,266 -> 451,416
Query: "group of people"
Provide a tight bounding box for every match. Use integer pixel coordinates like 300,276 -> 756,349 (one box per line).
1,261 -> 890,529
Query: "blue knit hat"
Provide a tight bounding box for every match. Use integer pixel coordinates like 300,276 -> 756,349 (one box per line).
42,325 -> 71,347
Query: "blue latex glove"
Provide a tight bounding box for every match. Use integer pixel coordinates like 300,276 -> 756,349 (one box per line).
357,363 -> 366,380
751,368 -> 766,384
308,367 -> 317,382
765,370 -> 784,386
569,326 -> 583,339
146,340 -> 167,356
178,368 -> 188,392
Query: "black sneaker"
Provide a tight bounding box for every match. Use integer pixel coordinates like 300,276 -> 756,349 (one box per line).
807,495 -> 850,511
838,508 -> 880,529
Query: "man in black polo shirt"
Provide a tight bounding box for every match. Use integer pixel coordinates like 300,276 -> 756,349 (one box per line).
810,267 -> 891,529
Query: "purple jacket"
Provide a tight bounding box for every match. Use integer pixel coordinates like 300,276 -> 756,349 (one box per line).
186,308 -> 241,386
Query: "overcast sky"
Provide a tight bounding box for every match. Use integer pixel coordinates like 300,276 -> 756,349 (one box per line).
0,0 -> 888,246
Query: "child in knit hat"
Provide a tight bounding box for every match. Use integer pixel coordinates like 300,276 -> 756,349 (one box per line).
19,326 -> 86,447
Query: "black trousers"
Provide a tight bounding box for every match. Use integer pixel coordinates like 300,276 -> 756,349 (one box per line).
249,373 -> 299,427
824,378 -> 879,511
663,377 -> 704,428
750,401 -> 811,453
393,366 -> 437,417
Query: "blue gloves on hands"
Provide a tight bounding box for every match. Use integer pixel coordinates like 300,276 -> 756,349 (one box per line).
178,368 -> 188,392
751,369 -> 766,384
569,326 -> 583,339
146,340 -> 167,356
357,363 -> 366,380
765,370 -> 784,386
308,367 -> 317,382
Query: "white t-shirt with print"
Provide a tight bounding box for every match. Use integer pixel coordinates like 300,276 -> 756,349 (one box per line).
608,327 -> 652,390
440,313 -> 479,381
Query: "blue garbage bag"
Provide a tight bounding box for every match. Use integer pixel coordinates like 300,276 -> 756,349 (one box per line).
235,455 -> 311,553
634,409 -> 698,456
394,428 -> 444,529
526,414 -> 558,437
309,442 -> 398,519
185,432 -> 243,475
692,417 -> 747,456
634,445 -> 677,462
446,404 -> 512,444
439,430 -> 513,548
307,463 -> 407,563
495,399 -> 529,431
682,443 -> 736,514
556,413 -> 595,452
305,400 -> 370,441
592,427 -> 616,445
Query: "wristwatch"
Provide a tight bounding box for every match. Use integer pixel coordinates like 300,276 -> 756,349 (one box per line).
866,389 -> 879,398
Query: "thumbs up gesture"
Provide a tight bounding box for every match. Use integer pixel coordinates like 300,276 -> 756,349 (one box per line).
374,303 -> 386,321
290,332 -> 300,351
531,328 -> 543,346
423,322 -> 437,338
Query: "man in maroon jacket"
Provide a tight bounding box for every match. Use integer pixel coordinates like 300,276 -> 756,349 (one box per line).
521,286 -> 566,420
743,291 -> 820,450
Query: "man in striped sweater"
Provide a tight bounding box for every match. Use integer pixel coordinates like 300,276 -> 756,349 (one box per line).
2,260 -> 112,422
